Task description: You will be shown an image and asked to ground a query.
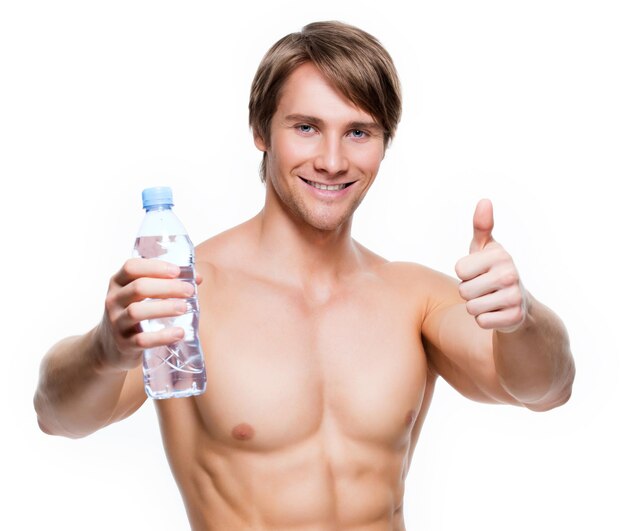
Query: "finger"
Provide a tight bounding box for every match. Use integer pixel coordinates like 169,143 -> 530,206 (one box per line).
474,306 -> 525,332
117,277 -> 195,308
465,285 -> 523,316
128,327 -> 186,350
118,299 -> 190,333
458,270 -> 502,301
470,198 -> 494,254
113,258 -> 180,287
455,246 -> 503,281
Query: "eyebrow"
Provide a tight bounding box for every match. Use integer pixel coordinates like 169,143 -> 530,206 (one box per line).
283,113 -> 383,132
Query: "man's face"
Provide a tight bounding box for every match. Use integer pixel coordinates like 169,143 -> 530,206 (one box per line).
255,62 -> 386,232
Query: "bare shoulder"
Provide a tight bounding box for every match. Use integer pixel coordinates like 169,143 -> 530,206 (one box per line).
351,241 -> 461,315
356,244 -> 458,298
194,217 -> 256,277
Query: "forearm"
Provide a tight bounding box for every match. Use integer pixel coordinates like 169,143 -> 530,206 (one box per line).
493,293 -> 575,410
34,325 -> 128,438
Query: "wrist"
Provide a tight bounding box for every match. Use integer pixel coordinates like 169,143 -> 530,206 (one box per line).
91,322 -> 125,375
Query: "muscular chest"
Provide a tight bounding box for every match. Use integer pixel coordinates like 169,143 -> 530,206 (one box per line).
182,271 -> 428,452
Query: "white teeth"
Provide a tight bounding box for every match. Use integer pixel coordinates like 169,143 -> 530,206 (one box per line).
304,179 -> 348,191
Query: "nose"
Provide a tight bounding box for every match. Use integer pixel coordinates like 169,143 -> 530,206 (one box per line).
313,134 -> 349,176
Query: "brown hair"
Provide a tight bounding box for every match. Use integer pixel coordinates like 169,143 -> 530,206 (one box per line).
248,20 -> 402,183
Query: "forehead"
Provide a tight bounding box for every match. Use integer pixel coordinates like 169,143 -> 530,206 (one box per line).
275,62 -> 375,123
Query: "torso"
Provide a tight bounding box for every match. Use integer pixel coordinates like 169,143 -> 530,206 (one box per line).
155,220 -> 439,530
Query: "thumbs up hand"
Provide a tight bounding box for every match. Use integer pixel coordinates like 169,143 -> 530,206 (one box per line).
455,199 -> 528,333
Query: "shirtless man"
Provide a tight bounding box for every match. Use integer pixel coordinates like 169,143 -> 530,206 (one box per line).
34,21 -> 575,530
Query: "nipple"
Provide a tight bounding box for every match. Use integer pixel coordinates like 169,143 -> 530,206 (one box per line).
405,409 -> 416,428
232,422 -> 255,441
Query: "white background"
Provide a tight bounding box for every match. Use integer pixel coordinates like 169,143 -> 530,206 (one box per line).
1,1 -> 624,529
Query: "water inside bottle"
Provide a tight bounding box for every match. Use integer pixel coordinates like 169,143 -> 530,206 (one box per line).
133,235 -> 207,399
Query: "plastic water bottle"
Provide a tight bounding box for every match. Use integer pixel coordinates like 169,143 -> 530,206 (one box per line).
132,186 -> 206,399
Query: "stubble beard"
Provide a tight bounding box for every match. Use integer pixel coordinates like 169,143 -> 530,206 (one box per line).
272,176 -> 363,233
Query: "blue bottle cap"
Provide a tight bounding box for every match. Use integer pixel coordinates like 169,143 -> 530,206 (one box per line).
142,186 -> 174,209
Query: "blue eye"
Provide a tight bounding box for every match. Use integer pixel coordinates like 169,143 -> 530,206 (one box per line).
298,124 -> 313,133
352,129 -> 367,138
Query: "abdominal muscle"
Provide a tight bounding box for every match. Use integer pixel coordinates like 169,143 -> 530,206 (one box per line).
155,371 -> 435,531
152,251 -> 437,530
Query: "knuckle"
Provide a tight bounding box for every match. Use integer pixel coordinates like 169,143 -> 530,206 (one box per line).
454,260 -> 466,279
122,258 -> 139,276
131,278 -> 147,296
458,283 -> 469,300
508,289 -> 523,307
127,302 -> 141,321
104,294 -> 116,312
500,270 -> 519,287
465,300 -> 479,316
512,306 -> 525,322
133,333 -> 149,349
475,314 -> 489,329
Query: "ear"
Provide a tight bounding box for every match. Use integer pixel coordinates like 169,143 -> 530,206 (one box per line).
253,130 -> 268,152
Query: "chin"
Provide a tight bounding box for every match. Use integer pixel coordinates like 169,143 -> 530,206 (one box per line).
308,220 -> 343,232
276,183 -> 361,233
303,210 -> 353,232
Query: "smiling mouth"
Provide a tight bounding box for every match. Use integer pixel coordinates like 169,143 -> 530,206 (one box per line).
300,177 -> 356,191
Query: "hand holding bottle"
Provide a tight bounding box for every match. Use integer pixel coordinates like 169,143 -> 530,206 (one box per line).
96,258 -> 202,373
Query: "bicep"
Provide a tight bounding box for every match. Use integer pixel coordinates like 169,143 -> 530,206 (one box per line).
421,270 -> 523,406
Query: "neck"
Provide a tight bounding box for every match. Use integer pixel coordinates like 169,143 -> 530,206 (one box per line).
250,185 -> 362,295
